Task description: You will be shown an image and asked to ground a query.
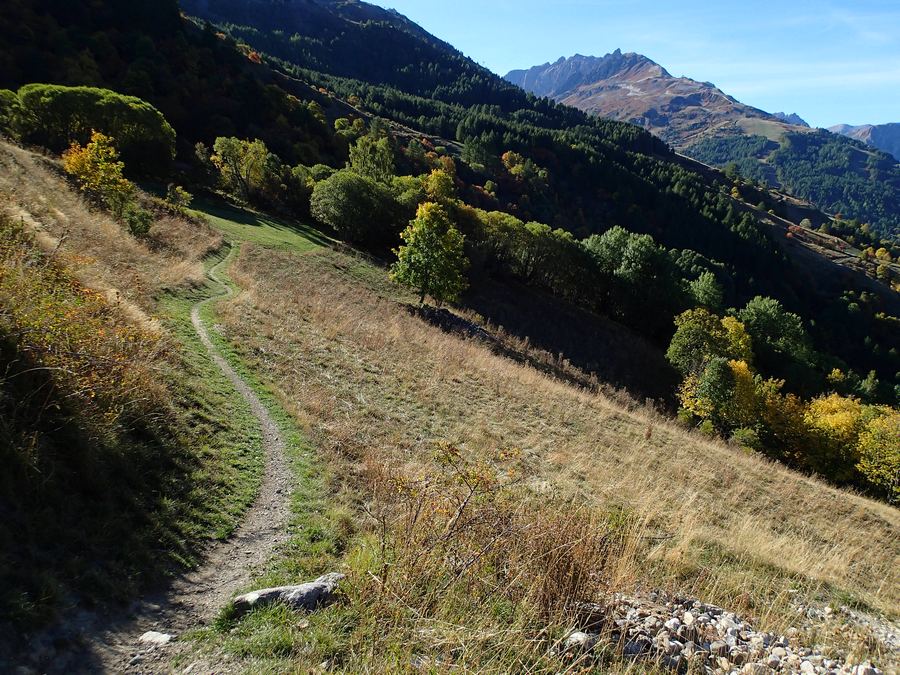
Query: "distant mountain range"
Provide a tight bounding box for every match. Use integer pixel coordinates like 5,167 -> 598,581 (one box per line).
829,123 -> 900,162
504,50 -> 809,149
507,52 -> 900,238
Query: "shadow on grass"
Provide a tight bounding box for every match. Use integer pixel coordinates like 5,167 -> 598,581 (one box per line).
190,195 -> 334,251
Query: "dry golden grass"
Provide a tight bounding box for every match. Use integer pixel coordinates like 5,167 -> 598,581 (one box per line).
0,141 -> 221,316
219,243 -> 899,632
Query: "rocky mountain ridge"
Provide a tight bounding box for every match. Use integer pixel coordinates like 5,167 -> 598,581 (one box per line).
773,112 -> 810,127
830,123 -> 900,162
504,51 -> 808,148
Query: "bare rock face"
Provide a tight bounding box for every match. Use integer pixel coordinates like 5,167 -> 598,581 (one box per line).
231,573 -> 345,617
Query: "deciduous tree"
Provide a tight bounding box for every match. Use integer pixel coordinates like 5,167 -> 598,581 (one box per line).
391,202 -> 468,305
62,131 -> 135,219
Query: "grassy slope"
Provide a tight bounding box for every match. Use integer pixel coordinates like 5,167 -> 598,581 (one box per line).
6,140 -> 894,670
0,143 -> 273,632
189,196 -> 333,252
200,238 -> 898,671
164,196 -> 357,671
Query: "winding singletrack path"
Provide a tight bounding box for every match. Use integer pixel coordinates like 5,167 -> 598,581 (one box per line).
32,244 -> 294,674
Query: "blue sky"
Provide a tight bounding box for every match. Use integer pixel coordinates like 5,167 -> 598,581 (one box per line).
376,0 -> 900,128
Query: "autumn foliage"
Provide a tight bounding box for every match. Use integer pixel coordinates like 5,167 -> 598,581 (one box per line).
668,307 -> 899,501
63,130 -> 136,218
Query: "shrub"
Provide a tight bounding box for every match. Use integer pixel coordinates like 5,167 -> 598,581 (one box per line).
357,444 -> 626,637
310,169 -> 399,245
124,204 -> 153,237
62,131 -> 136,219
165,184 -> 193,212
699,419 -> 717,436
731,427 -> 762,451
0,89 -> 17,135
14,84 -> 175,174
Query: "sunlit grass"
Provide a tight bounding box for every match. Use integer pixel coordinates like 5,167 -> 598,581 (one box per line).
189,195 -> 332,252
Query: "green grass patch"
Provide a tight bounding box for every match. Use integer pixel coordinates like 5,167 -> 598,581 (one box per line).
189,196 -> 332,252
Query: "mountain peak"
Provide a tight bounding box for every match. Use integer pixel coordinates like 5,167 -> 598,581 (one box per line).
772,112 -> 810,128
505,51 -> 670,100
505,52 -> 793,148
830,122 -> 900,162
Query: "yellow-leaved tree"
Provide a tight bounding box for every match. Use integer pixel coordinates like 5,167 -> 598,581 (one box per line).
803,394 -> 866,483
856,410 -> 900,503
63,130 -> 135,218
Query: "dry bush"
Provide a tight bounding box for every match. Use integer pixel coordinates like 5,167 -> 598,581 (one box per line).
0,140 -> 221,310
362,444 -> 622,617
338,443 -> 636,670
0,215 -> 170,443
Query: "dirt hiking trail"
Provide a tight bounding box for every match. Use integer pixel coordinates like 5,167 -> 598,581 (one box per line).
16,244 -> 293,674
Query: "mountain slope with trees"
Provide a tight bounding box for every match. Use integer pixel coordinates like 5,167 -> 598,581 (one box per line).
507,52 -> 900,239
0,1 -> 898,671
170,0 -> 900,395
830,122 -> 900,162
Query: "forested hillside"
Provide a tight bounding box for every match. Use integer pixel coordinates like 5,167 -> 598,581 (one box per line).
689,130 -> 900,239
506,52 -> 900,240
173,0 -> 899,382
0,0 -> 897,482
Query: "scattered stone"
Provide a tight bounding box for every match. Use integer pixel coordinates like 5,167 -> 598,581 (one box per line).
231,572 -> 345,617
710,640 -> 729,657
730,649 -> 748,666
562,631 -> 598,652
138,631 -> 173,646
853,665 -> 879,675
547,590 -> 895,674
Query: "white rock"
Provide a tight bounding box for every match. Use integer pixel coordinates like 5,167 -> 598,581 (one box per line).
665,617 -> 681,632
232,572 -> 345,617
563,631 -> 598,652
139,631 -> 173,646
